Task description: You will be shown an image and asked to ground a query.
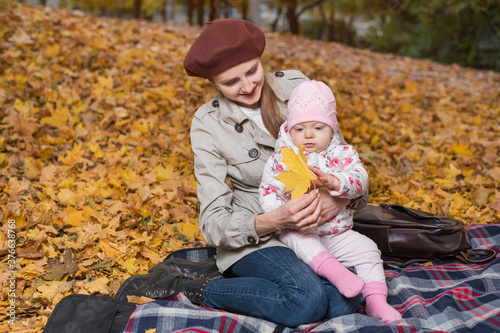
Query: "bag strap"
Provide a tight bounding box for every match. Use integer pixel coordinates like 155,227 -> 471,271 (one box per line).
381,256 -> 431,267
455,248 -> 497,264
383,249 -> 497,267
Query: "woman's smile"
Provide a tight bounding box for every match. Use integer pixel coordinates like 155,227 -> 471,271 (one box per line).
241,85 -> 257,97
211,58 -> 264,109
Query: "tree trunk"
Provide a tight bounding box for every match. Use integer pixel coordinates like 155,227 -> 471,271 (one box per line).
249,0 -> 261,26
347,15 -> 355,45
286,0 -> 299,34
160,0 -> 167,22
327,5 -> 335,41
209,0 -> 218,21
167,0 -> 174,23
133,0 -> 141,19
241,0 -> 248,21
317,3 -> 326,40
271,4 -> 283,32
197,0 -> 204,26
187,0 -> 194,25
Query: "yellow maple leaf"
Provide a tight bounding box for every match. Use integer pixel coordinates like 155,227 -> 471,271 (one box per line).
141,247 -> 162,264
99,239 -> 124,258
452,143 -> 472,155
153,165 -> 178,181
40,101 -> 68,128
127,295 -> 155,304
132,119 -> 150,134
60,142 -> 87,167
24,157 -> 41,180
57,188 -> 78,206
44,43 -> 60,58
19,263 -> 46,278
63,208 -> 86,227
181,221 -> 198,239
275,145 -> 316,199
97,75 -> 114,89
117,255 -> 139,275
85,277 -> 111,295
143,85 -> 176,99
37,280 -> 74,301
14,99 -> 31,114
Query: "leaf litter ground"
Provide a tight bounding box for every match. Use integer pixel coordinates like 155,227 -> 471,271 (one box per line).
0,2 -> 499,331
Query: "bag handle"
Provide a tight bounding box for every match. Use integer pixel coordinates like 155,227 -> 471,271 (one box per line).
381,203 -> 446,221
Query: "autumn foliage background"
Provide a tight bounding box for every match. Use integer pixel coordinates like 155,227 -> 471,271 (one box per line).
0,2 -> 499,331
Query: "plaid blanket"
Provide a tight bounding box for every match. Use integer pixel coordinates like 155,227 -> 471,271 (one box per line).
124,225 -> 500,333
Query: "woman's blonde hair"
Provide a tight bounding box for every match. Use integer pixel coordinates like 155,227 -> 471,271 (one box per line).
261,72 -> 285,140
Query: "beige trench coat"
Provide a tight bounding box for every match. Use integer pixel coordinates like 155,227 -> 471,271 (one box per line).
190,70 -> 367,272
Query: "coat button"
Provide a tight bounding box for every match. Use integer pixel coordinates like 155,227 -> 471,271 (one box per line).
247,236 -> 256,244
235,123 -> 243,133
212,100 -> 219,108
248,148 -> 259,158
274,71 -> 284,77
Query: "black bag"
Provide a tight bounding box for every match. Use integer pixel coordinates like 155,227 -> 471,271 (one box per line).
353,203 -> 496,267
43,294 -> 137,333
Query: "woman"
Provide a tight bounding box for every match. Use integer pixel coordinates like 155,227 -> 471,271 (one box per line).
185,19 -> 368,326
117,18 -> 367,327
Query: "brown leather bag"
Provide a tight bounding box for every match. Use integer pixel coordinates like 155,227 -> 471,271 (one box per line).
352,204 -> 496,266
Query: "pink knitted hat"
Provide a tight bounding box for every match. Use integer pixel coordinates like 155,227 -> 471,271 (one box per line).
285,80 -> 338,133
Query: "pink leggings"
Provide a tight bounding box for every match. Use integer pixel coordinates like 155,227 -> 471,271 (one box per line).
279,229 -> 385,284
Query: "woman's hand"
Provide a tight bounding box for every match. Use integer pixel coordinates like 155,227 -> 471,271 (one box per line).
317,187 -> 349,224
255,190 -> 322,237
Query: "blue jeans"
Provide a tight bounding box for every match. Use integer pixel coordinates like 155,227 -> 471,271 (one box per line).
203,246 -> 360,327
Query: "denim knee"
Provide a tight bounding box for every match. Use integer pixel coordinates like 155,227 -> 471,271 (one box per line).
282,279 -> 328,327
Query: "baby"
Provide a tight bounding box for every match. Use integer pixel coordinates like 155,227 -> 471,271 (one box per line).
259,80 -> 402,323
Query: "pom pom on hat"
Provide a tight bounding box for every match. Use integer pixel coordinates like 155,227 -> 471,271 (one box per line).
183,19 -> 266,79
285,80 -> 338,133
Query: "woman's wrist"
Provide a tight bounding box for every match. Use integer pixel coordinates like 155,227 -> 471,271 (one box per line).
255,211 -> 278,237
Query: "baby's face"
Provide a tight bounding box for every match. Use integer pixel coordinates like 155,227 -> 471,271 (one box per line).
290,121 -> 334,153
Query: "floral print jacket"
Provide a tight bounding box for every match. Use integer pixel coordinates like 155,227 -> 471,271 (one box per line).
259,123 -> 369,235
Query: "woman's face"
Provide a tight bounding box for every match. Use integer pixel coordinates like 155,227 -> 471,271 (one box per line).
211,58 -> 264,109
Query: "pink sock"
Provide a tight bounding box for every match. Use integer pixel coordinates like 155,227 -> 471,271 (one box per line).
362,281 -> 402,323
309,251 -> 365,298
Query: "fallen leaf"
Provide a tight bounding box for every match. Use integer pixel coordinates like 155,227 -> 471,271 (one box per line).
85,277 -> 111,295
127,295 -> 155,304
43,249 -> 79,281
63,208 -> 87,227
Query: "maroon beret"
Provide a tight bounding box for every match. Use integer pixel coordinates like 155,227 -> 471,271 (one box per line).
183,19 -> 266,79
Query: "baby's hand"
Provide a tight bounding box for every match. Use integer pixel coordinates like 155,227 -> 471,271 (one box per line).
309,166 -> 340,191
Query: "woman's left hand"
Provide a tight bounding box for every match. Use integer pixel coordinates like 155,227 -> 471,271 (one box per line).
317,187 -> 349,224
